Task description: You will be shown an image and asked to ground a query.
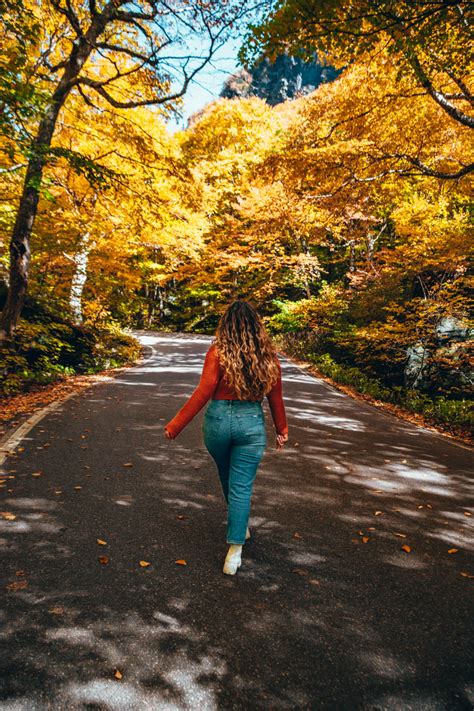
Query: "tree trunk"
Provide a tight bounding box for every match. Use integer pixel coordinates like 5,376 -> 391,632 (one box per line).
69,232 -> 91,324
0,15 -> 108,339
0,105 -> 60,338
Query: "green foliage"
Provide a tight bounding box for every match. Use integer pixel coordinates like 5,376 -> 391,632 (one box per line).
266,299 -> 310,333
305,352 -> 473,431
267,285 -> 350,336
0,306 -> 140,396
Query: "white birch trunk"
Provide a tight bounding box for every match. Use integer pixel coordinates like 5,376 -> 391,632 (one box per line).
70,232 -> 90,324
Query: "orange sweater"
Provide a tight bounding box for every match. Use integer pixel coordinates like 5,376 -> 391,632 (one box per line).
164,344 -> 288,439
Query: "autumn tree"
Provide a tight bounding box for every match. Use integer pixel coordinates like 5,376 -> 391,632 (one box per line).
244,0 -> 473,176
0,0 -> 250,337
152,37 -> 471,403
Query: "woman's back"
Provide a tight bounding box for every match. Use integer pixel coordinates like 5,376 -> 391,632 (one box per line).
164,343 -> 287,439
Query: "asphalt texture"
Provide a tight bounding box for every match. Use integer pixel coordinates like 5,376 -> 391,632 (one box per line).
1,331 -> 473,711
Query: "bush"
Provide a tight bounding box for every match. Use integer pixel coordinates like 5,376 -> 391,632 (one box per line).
306,352 -> 473,431
0,312 -> 141,396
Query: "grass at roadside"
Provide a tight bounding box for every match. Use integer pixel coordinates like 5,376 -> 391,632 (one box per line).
279,349 -> 473,446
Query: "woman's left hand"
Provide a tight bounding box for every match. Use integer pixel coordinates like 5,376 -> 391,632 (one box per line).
164,427 -> 173,439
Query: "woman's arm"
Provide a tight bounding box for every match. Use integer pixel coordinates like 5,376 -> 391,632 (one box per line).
266,357 -> 288,436
164,346 -> 220,439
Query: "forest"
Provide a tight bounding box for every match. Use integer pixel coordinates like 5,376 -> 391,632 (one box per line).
0,0 -> 472,435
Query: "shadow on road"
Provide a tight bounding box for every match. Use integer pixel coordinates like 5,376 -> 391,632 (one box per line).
1,333 -> 473,710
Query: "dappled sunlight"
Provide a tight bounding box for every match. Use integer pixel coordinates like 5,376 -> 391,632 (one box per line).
382,552 -> 427,570
1,333 -> 472,708
288,408 -> 368,431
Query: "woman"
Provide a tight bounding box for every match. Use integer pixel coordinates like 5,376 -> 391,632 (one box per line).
164,300 -> 288,575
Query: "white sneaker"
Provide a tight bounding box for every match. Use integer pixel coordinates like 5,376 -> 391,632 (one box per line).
245,526 -> 251,541
223,544 -> 242,575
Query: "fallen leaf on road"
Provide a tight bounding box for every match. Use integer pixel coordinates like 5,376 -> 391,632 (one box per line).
139,560 -> 151,567
49,607 -> 64,615
176,515 -> 188,520
31,472 -> 42,478
114,670 -> 123,680
175,559 -> 187,566
357,530 -> 364,535
97,539 -> 107,546
426,504 -> 433,509
374,511 -> 383,516
98,556 -> 109,565
1,512 -> 16,521
292,568 -> 309,576
417,505 -> 424,509
309,579 -> 320,586
367,526 -> 376,531
447,548 -> 459,554
460,571 -> 474,579
394,532 -> 407,538
74,486 -> 82,490
123,463 -> 133,468
362,536 -> 369,543
463,512 -> 472,517
401,544 -> 411,553
15,570 -> 25,577
293,532 -> 302,540
6,580 -> 28,591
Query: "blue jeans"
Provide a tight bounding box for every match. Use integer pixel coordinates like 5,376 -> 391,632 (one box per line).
202,399 -> 267,544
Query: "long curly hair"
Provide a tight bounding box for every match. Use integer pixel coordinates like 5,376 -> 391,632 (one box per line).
214,300 -> 279,400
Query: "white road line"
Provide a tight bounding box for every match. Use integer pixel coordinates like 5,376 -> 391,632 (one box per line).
0,393 -> 77,467
0,336 -> 150,467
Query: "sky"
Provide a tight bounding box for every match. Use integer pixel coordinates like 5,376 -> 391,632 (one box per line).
166,36 -> 241,132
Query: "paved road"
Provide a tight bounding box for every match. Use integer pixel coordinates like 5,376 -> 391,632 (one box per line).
1,332 -> 473,711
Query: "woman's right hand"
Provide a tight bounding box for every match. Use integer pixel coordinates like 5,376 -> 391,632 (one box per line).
276,433 -> 288,450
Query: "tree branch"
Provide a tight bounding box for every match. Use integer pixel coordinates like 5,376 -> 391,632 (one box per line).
445,69 -> 474,106
404,49 -> 474,128
49,0 -> 84,38
96,40 -> 172,66
0,163 -> 27,174
114,10 -> 156,22
392,153 -> 474,179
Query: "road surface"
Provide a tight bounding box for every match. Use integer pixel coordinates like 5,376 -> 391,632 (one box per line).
1,332 -> 473,710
